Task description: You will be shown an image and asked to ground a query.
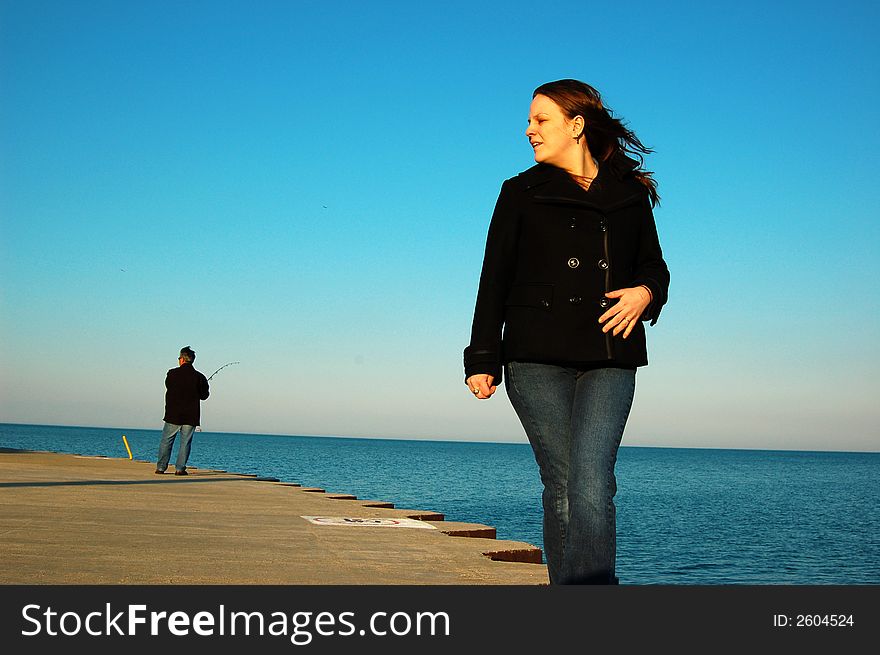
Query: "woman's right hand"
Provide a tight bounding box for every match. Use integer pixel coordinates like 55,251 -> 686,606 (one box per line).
466,374 -> 496,400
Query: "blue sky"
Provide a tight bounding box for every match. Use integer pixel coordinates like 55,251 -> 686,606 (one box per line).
1,0 -> 878,451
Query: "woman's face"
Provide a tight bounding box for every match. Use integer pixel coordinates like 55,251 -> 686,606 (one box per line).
526,94 -> 580,166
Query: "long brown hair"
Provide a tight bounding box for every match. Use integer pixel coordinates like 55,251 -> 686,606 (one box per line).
533,79 -> 659,206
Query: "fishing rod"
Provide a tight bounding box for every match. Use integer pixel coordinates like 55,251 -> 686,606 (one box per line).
199,361 -> 240,431
207,361 -> 240,381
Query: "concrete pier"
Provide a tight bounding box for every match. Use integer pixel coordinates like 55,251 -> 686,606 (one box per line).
0,449 -> 547,584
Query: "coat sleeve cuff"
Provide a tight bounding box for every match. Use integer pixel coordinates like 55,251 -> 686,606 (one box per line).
463,346 -> 503,387
633,277 -> 665,325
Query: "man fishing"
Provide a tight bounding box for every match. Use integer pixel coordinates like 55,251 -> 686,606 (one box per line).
155,346 -> 210,475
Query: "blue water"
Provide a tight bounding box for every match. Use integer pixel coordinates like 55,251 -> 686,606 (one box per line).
2,423 -> 878,585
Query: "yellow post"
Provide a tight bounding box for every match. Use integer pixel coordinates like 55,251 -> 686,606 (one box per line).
122,435 -> 133,460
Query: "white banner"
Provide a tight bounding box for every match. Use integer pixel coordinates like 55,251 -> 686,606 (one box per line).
301,516 -> 437,529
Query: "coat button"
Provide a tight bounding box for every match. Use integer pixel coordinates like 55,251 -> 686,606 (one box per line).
597,259 -> 608,270
599,219 -> 607,232
569,296 -> 582,305
570,217 -> 577,228
599,298 -> 610,308
540,299 -> 551,308
568,257 -> 580,269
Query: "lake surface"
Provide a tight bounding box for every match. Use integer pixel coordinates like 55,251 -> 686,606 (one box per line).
2,423 -> 877,584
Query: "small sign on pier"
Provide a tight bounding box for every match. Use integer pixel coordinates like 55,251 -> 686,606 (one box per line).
301,516 -> 436,529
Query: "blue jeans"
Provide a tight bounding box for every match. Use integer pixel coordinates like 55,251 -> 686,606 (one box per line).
156,422 -> 196,472
505,362 -> 635,584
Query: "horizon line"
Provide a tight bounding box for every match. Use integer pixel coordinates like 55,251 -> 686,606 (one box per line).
1,421 -> 877,456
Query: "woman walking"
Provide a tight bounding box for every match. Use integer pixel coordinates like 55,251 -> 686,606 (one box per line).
464,79 -> 670,584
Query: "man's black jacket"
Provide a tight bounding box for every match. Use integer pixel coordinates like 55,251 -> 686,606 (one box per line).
163,363 -> 210,426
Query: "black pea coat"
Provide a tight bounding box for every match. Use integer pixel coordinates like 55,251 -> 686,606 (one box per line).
163,363 -> 210,426
464,154 -> 670,385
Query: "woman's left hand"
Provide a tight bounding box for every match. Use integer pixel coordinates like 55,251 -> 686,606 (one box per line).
598,286 -> 652,339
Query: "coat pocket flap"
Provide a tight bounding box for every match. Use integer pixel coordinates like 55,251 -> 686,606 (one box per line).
505,284 -> 553,310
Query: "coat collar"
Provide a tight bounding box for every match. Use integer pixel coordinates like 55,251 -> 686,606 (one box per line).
515,152 -> 639,187
514,153 -> 644,212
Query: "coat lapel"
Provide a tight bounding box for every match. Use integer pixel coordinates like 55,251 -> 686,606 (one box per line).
517,160 -> 644,212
